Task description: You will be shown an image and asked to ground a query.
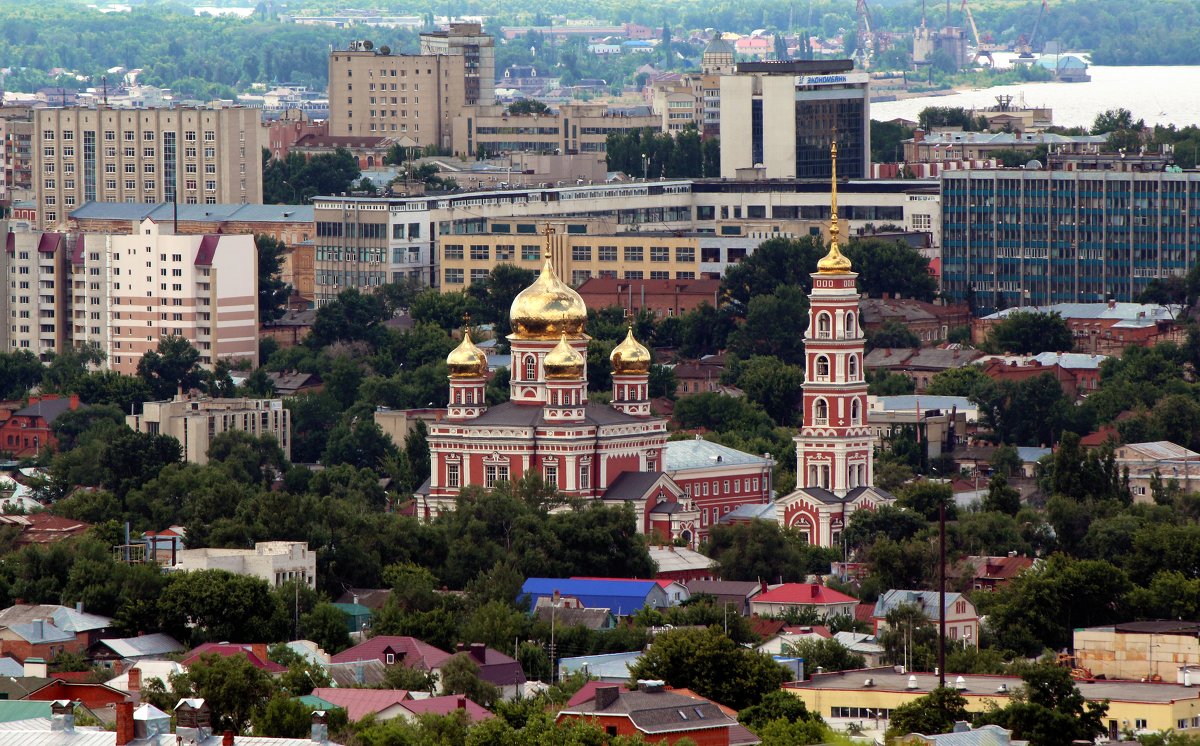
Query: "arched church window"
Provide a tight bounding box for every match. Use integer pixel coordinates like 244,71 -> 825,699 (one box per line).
524,355 -> 536,380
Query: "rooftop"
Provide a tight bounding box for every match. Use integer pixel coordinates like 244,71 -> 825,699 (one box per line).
648,546 -> 718,574
560,685 -> 737,735
663,438 -> 771,471
69,201 -> 314,224
755,583 -> 857,606
982,302 -> 1180,323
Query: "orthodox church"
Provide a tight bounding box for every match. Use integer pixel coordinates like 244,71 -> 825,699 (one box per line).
418,142 -> 892,550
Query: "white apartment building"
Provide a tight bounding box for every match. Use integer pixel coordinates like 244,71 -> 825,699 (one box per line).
2,229 -> 72,358
74,220 -> 258,374
172,541 -> 315,588
33,106 -> 262,230
127,394 -> 290,464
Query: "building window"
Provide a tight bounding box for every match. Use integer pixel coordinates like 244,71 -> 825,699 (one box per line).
469,245 -> 489,260
844,311 -> 856,336
598,245 -> 617,262
521,245 -> 540,261
446,463 -> 460,488
848,355 -> 858,380
814,398 -> 829,425
544,464 -> 557,486
484,464 -> 509,488
572,246 -> 592,261
624,246 -> 643,262
579,463 -> 591,490
816,312 -> 832,338
444,268 -> 464,284
851,398 -> 861,425
650,246 -> 669,262
524,355 -> 536,381
815,355 -> 830,380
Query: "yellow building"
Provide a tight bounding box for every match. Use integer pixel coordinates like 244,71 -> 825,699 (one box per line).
439,223 -> 701,289
784,668 -> 1200,736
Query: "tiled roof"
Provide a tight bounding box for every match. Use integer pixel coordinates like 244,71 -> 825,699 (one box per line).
329,636 -> 452,670
453,647 -> 526,687
307,687 -> 411,722
663,438 -> 770,471
754,584 -> 857,606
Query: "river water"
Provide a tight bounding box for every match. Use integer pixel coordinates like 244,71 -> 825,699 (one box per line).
871,56 -> 1200,129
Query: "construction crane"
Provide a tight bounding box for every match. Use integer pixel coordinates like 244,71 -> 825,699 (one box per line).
1017,0 -> 1048,58
855,0 -> 875,66
960,0 -> 993,66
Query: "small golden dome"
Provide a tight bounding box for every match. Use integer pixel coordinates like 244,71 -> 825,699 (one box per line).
609,325 -> 651,375
817,241 -> 853,274
446,329 -> 487,378
509,256 -> 588,340
543,334 -> 586,380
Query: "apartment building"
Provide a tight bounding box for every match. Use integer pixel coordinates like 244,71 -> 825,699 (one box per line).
720,60 -> 869,180
450,103 -> 660,158
2,230 -> 72,358
64,222 -> 258,374
327,23 -> 495,150
127,394 -> 291,464
172,541 -> 313,587
32,106 -> 262,230
646,38 -> 733,139
941,168 -> 1200,311
0,107 -> 35,204
311,177 -> 937,295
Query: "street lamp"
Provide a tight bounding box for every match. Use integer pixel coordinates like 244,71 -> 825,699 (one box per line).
282,180 -> 298,204
641,153 -> 649,181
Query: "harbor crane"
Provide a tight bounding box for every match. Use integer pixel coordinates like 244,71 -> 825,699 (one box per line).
1016,0 -> 1048,57
960,0 -> 994,66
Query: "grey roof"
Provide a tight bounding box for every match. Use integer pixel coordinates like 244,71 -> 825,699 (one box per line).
327,659 -> 389,687
69,201 -> 314,224
844,485 -> 897,502
663,438 -> 770,472
13,399 -> 77,425
93,633 -> 184,659
684,580 -> 762,598
648,546 -> 716,574
533,606 -> 614,630
983,302 -> 1179,323
703,37 -> 736,56
873,589 -> 965,621
562,688 -> 737,734
0,659 -> 21,678
603,471 -> 672,501
559,651 -> 643,680
720,502 -> 777,522
790,486 -> 843,505
7,621 -> 73,644
1015,446 -> 1051,463
1030,352 -> 1107,369
466,401 -> 648,428
911,131 -> 1105,146
866,348 -> 983,371
908,724 -> 1025,746
649,501 -> 684,514
873,395 -> 976,413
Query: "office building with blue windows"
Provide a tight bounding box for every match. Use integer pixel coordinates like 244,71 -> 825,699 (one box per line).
941,169 -> 1200,312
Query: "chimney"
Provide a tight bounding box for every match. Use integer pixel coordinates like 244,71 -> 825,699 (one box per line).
457,697 -> 467,710
128,666 -> 142,694
311,710 -> 329,744
1108,298 -> 1116,310
32,619 -> 44,641
469,642 -> 487,663
175,699 -> 213,743
23,657 -> 47,678
50,700 -> 75,734
760,579 -> 768,594
594,685 -> 620,710
223,731 -> 235,746
69,393 -> 80,410
115,701 -> 135,746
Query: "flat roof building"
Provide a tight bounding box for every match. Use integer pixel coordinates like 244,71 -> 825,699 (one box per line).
128,394 -> 290,464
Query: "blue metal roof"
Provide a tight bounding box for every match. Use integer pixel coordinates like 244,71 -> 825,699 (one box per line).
521,578 -> 663,615
663,438 -> 770,471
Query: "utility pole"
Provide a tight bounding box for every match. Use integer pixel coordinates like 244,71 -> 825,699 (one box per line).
938,498 -> 946,689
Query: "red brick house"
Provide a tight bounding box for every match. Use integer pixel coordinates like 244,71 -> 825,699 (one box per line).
0,604 -> 111,663
0,394 -> 81,457
557,681 -> 743,745
25,680 -> 129,710
576,278 -> 722,319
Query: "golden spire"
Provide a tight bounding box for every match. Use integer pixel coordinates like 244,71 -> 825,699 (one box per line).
509,224 -> 588,339
817,135 -> 853,275
610,319 -> 652,375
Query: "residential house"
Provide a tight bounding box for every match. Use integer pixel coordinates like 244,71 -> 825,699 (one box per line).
336,588 -> 393,611
305,688 -> 414,722
330,636 -> 451,681
181,643 -> 286,673
872,590 -> 979,647
750,584 -> 858,620
533,606 -> 616,630
105,660 -> 186,695
648,545 -> 718,584
24,680 -> 130,710
266,371 -> 324,397
1113,441 -> 1200,503
331,603 -> 372,635
521,578 -> 671,617
864,348 -> 984,393
949,555 -> 1037,591
172,541 -> 315,588
757,625 -> 831,656
400,695 -> 495,724
556,680 -> 743,745
0,604 -> 112,663
0,513 -> 91,547
682,580 -> 763,616
451,643 -> 527,700
88,633 -> 185,668
673,355 -> 730,397
834,631 -> 886,667
0,395 -> 81,458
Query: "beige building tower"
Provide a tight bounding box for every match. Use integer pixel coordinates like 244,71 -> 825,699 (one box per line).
33,106 -> 262,230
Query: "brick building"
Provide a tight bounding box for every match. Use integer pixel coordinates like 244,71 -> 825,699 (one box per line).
291,133 -> 398,170
978,352 -> 1105,399
972,302 -> 1184,355
264,109 -> 328,161
0,394 -> 80,458
576,277 -> 722,319
859,297 -> 971,345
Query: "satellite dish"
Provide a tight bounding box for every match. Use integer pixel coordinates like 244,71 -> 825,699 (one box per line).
1025,159 -> 1043,169
379,45 -> 391,55
363,40 -> 374,50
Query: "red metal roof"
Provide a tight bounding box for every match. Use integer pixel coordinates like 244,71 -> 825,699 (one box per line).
36,233 -> 62,254
194,235 -> 219,266
182,643 -> 285,672
308,687 -> 411,722
329,635 -> 452,670
401,695 -> 493,723
753,583 -> 857,605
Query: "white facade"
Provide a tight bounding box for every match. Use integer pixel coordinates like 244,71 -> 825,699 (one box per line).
173,541 -> 315,588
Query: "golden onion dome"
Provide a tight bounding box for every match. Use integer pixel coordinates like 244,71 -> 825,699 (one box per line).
609,325 -> 651,375
543,334 -> 586,380
509,256 -> 588,340
446,329 -> 488,378
817,240 -> 853,274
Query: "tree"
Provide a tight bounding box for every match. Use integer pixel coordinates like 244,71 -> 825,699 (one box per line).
169,652 -> 276,733
782,638 -> 866,673
101,428 -> 183,501
300,603 -> 353,655
308,288 -> 390,348
730,356 -> 805,425
898,481 -> 955,521
51,404 -> 124,453
629,627 -> 791,710
466,264 -> 537,339
137,336 -> 202,399
705,520 -> 837,584
983,311 -> 1073,354
844,239 -> 938,302
990,444 -> 1022,478
982,473 -> 1022,515
0,350 -> 45,400
42,343 -> 106,394
721,236 -> 825,311
926,366 -> 992,398
729,286 -> 810,364
256,234 -> 292,324
885,687 -> 969,738
867,320 -> 920,351
73,370 -> 153,412
976,665 -> 1108,746
440,652 -> 501,708
867,369 -> 916,396
157,570 -> 286,645
321,418 -> 398,469
842,505 -> 926,551
505,99 -> 550,115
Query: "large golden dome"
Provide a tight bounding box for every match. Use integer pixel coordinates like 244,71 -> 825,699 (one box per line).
446,329 -> 487,378
609,325 -> 651,375
509,256 -> 588,340
817,241 -> 852,274
543,334 -> 586,379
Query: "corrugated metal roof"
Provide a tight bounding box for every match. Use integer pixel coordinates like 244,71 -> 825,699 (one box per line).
648,547 -> 717,574
663,438 -> 770,471
983,302 -> 1178,322
95,633 -> 184,659
872,395 -> 977,413
1119,441 -> 1200,461
69,202 -> 314,224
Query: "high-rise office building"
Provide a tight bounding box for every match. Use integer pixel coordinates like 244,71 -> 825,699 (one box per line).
418,22 -> 495,107
720,60 -> 869,180
32,106 -> 262,230
941,169 -> 1200,311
